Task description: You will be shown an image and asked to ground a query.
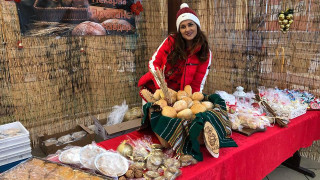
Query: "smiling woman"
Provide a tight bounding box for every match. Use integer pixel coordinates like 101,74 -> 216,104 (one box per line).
138,3 -> 212,100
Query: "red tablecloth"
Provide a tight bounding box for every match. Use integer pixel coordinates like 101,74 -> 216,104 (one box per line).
98,111 -> 320,180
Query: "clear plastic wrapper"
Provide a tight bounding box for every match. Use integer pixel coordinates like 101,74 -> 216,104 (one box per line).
95,151 -> 129,177
59,146 -> 82,165
57,134 -> 73,145
88,124 -> 96,132
44,137 -> 58,145
0,157 -> 105,180
80,143 -> 107,169
71,131 -> 87,140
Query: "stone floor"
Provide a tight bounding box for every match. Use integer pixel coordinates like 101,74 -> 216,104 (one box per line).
263,157 -> 320,180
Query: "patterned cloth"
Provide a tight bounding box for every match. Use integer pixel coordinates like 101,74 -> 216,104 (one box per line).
142,94 -> 238,161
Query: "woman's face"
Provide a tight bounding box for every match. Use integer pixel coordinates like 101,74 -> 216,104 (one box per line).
179,20 -> 197,43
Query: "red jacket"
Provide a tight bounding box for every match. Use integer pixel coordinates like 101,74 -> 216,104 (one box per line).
138,35 -> 212,93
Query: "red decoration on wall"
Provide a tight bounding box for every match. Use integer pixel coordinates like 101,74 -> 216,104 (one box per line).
131,1 -> 143,15
17,41 -> 23,49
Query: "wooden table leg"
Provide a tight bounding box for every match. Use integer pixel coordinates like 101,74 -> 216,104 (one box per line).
282,151 -> 316,178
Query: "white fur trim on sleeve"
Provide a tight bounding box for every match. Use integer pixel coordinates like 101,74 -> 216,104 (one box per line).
199,50 -> 212,92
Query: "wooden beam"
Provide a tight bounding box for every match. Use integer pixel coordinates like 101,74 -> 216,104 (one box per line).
168,0 -> 182,34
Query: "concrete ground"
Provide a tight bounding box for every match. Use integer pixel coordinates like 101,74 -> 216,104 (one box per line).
263,157 -> 320,180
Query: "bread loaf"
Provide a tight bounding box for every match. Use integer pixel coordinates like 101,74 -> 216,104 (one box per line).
155,99 -> 168,109
184,85 -> 192,97
177,91 -> 188,100
159,88 -> 177,104
192,100 -> 201,105
190,104 -> 207,115
177,109 -> 193,120
173,100 -> 188,112
182,97 -> 193,108
161,106 -> 177,118
192,92 -> 204,101
140,89 -> 156,103
201,101 -> 214,110
153,89 -> 161,100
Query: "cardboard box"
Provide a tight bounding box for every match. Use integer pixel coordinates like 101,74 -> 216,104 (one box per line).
91,116 -> 141,142
39,124 -> 94,155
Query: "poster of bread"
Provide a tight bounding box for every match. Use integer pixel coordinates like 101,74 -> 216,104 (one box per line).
16,0 -> 139,36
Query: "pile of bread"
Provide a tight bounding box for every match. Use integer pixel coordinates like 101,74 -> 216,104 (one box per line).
141,85 -> 214,120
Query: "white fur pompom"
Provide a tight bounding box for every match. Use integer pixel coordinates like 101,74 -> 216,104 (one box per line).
180,3 -> 189,9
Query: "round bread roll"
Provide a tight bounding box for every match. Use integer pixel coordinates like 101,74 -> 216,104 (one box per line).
182,97 -> 193,108
169,88 -> 177,104
191,104 -> 207,115
192,92 -> 204,101
193,100 -> 201,105
173,100 -> 188,112
155,99 -> 167,109
72,21 -> 106,36
153,89 -> 161,101
177,109 -> 193,120
201,101 -> 214,110
177,91 -> 188,101
184,85 -> 192,98
162,106 -> 177,118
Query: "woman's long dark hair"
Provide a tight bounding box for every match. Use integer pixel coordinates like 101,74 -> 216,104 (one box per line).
167,25 -> 209,65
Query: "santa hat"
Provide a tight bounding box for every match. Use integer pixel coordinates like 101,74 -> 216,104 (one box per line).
176,3 -> 201,31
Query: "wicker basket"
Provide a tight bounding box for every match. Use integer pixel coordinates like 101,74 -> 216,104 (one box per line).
33,0 -> 90,23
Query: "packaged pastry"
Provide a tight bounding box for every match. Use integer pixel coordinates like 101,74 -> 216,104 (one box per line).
71,131 -> 87,140
59,147 -> 81,164
145,171 -> 160,179
164,158 -> 180,168
57,134 -> 73,145
179,155 -> 197,167
80,144 -> 107,169
88,125 -> 96,132
44,138 -> 58,146
146,155 -> 162,171
132,147 -> 149,162
95,152 -> 129,177
2,128 -> 21,136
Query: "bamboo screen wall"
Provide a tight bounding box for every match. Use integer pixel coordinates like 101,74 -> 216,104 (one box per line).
0,0 -> 168,145
183,0 -> 320,162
